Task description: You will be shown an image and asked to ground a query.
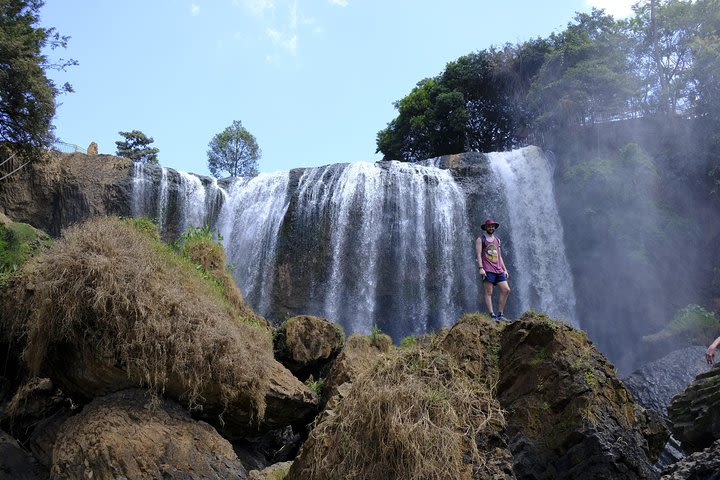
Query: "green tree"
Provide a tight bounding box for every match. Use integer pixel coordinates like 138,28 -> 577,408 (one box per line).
207,120 -> 260,178
627,0 -> 700,115
376,49 -> 528,162
0,0 -> 75,150
115,130 -> 159,164
529,9 -> 637,130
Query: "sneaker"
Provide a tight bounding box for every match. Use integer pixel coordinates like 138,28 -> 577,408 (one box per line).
490,312 -> 498,319
497,312 -> 506,320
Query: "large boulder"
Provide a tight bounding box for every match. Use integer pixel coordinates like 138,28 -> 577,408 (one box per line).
668,364 -> 720,453
273,315 -> 344,377
497,312 -> 663,479
51,389 -> 247,479
287,346 -> 513,480
1,217 -> 318,438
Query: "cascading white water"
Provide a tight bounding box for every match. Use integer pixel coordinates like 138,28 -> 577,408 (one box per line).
216,172 -> 290,316
177,171 -> 207,233
487,146 -> 577,325
294,161 -> 477,335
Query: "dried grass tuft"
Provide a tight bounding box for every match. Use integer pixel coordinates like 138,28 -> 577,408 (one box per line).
4,216 -> 273,418
292,346 -> 504,480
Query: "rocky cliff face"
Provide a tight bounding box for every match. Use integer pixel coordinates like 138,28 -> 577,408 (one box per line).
0,151 -> 133,236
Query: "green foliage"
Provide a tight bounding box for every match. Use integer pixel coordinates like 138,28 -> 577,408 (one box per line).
0,220 -> 51,285
304,375 -> 325,396
124,217 -> 160,241
529,9 -> 636,130
643,304 -> 719,345
376,49 -> 531,161
370,324 -> 383,344
115,130 -> 159,164
207,120 -> 261,178
399,335 -> 417,349
0,0 -> 76,150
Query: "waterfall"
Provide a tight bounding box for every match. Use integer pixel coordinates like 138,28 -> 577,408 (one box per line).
130,147 -> 577,338
292,162 -> 476,336
487,146 -> 577,325
216,172 -> 291,316
131,164 -> 218,239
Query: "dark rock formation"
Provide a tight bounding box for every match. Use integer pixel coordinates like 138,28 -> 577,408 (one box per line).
0,429 -> 46,479
661,439 -> 720,480
497,312 -> 664,479
0,377 -> 73,467
623,346 -> 707,415
668,364 -> 720,453
51,389 -> 248,480
273,315 -> 344,378
0,150 -> 133,236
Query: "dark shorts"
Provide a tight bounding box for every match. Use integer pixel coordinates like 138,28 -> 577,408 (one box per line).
484,271 -> 508,286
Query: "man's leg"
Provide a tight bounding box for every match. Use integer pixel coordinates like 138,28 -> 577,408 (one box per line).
497,281 -> 511,313
483,281 -> 495,314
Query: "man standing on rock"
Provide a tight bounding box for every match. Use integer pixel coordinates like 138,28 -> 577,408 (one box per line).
476,218 -> 511,320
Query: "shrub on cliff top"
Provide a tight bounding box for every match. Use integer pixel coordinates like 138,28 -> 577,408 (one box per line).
289,346 -> 503,480
2,216 -> 273,417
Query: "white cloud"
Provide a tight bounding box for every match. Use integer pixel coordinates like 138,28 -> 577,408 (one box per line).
266,28 -> 298,55
328,0 -> 349,6
236,0 -> 275,16
585,0 -> 636,18
190,3 -> 200,16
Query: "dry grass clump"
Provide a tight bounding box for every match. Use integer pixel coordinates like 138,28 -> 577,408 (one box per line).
291,346 -> 504,480
4,216 -> 273,418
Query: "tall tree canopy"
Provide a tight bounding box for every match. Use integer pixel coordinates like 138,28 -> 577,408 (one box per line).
377,1 -> 720,162
0,0 -> 75,150
207,120 -> 261,178
376,50 -> 530,162
115,130 -> 159,164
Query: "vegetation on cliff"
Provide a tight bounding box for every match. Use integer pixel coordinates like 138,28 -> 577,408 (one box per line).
0,213 -> 51,286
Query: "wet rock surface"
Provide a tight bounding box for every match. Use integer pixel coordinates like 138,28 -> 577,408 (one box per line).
668,364 -> 720,453
661,439 -> 720,480
623,346 -> 707,415
497,312 -> 663,480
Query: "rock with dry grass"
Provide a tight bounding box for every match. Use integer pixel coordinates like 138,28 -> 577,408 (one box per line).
321,333 -> 391,404
51,389 -> 247,479
287,346 -> 512,480
274,315 -> 344,376
1,216 -> 317,437
497,311 -> 662,479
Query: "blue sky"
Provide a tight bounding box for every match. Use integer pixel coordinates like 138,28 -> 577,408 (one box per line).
41,0 -> 635,176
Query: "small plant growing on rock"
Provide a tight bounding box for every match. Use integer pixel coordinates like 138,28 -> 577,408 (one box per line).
399,335 -> 417,349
